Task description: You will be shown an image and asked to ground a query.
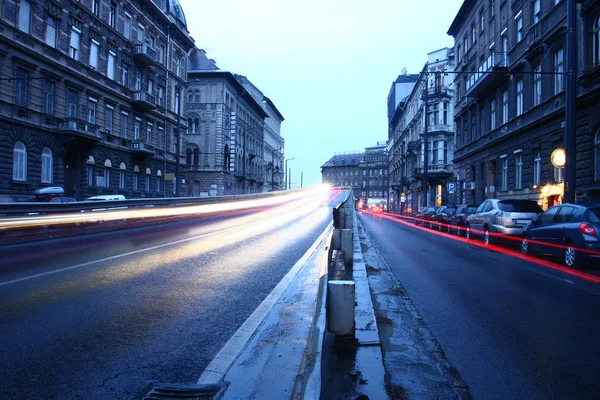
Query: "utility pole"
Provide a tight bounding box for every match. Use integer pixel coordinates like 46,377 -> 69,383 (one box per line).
422,68 -> 429,208
289,168 -> 292,190
241,130 -> 246,194
564,0 -> 577,203
175,85 -> 182,197
301,172 -> 303,188
285,158 -> 294,190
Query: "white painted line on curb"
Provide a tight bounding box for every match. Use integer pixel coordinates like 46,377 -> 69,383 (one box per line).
198,221 -> 334,385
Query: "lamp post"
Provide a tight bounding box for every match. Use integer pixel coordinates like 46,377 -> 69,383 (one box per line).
422,68 -> 430,208
175,84 -> 182,197
285,158 -> 294,190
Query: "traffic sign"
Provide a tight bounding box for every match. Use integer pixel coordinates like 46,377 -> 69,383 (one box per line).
447,182 -> 456,193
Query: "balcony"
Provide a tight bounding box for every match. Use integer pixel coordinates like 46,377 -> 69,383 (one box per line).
427,124 -> 453,134
465,52 -> 509,97
133,43 -> 158,67
131,91 -> 156,112
428,87 -> 452,98
413,164 -> 453,179
57,118 -> 101,142
131,140 -> 155,156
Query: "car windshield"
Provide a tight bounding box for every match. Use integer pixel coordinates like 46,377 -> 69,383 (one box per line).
446,207 -> 456,214
497,200 -> 542,213
587,207 -> 600,223
467,207 -> 478,214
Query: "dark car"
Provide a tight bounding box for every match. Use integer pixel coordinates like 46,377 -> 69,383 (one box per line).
448,205 -> 478,235
414,207 -> 438,226
520,204 -> 600,268
431,206 -> 456,231
49,197 -> 77,203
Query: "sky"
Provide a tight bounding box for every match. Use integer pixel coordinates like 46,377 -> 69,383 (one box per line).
178,0 -> 463,188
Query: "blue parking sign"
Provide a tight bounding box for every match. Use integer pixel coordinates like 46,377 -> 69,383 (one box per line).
447,182 -> 456,192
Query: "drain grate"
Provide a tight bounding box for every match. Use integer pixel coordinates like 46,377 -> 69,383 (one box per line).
143,383 -> 224,400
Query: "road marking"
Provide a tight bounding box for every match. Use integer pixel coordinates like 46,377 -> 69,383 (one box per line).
0,226 -> 239,287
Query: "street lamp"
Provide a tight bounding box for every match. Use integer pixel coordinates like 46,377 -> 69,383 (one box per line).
285,158 -> 294,190
175,84 -> 183,197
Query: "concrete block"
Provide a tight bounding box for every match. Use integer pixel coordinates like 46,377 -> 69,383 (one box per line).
332,229 -> 341,250
327,280 -> 355,336
341,229 -> 353,262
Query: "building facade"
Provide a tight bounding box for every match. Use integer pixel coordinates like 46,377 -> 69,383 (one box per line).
0,0 -> 194,201
360,142 -> 389,205
186,48 -> 276,196
388,48 -> 456,214
448,0 -> 600,209
320,152 -> 364,199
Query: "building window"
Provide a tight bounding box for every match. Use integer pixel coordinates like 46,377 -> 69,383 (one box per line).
135,71 -> 142,91
490,99 -> 496,130
533,0 -> 541,24
480,9 -> 485,33
501,158 -> 508,190
593,130 -> 600,181
158,86 -> 164,107
158,126 -> 164,149
69,27 -> 80,60
193,149 -> 200,166
104,159 -> 111,188
107,51 -> 116,80
160,45 -> 166,65
480,105 -> 486,135
186,148 -> 192,165
92,0 -> 99,16
13,142 -> 27,181
593,16 -> 600,66
515,11 -> 523,42
134,119 -> 141,140
175,57 -> 180,77
146,123 -> 152,143
88,98 -> 97,124
124,13 -> 131,40
67,90 -> 78,117
145,169 -> 151,192
45,16 -> 57,47
43,80 -> 54,115
119,163 -> 126,190
90,40 -> 99,70
472,23 -> 476,44
121,112 -> 128,138
471,113 -> 476,141
443,102 -> 449,124
41,147 -> 53,183
533,65 -> 542,106
109,2 -> 116,28
194,90 -> 200,103
491,0 -> 495,18
137,24 -> 145,43
516,79 -> 523,116
502,89 -> 509,124
133,167 -> 139,191
105,105 -> 114,132
122,64 -> 129,87
534,152 -> 541,186
18,0 -> 31,33
515,154 -> 522,189
554,48 -> 564,94
188,90 -> 193,103
175,91 -> 180,114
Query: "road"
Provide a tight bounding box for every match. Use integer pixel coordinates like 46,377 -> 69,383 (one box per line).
359,212 -> 600,400
0,189 -> 346,400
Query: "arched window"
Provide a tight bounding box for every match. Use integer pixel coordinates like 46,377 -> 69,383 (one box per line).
594,16 -> 600,66
224,144 -> 230,170
156,170 -> 162,193
145,167 -> 151,191
194,90 -> 200,103
595,130 -> 600,181
193,148 -> 200,166
13,142 -> 27,181
186,148 -> 192,165
119,162 -> 126,190
104,159 -> 112,188
194,118 -> 200,133
41,147 -> 53,183
188,90 -> 194,103
87,155 -> 95,186
133,165 -> 140,191
187,118 -> 193,130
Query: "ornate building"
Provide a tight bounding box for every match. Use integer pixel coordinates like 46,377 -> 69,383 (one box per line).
448,0 -> 600,208
0,0 -> 195,201
320,152 -> 364,199
388,48 -> 456,213
186,47 -> 286,196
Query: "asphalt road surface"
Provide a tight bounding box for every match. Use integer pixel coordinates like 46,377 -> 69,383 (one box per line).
359,211 -> 600,400
0,189 -> 346,399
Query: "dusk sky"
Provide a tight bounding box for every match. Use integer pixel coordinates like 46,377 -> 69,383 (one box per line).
179,0 -> 463,188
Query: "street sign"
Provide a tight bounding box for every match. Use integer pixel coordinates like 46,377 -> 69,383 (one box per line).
447,182 -> 456,193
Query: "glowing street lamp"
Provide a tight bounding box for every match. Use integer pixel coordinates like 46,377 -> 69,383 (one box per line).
551,148 -> 566,169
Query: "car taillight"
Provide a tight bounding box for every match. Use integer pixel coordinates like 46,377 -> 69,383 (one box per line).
580,223 -> 597,236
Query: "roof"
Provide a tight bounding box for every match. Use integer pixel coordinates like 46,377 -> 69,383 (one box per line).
394,74 -> 420,84
447,0 -> 475,36
167,0 -> 187,28
263,96 -> 285,121
321,153 -> 364,168
188,48 -> 220,72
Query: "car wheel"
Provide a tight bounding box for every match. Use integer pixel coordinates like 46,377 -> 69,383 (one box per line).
465,225 -> 471,240
521,238 -> 529,255
564,242 -> 579,268
483,228 -> 490,246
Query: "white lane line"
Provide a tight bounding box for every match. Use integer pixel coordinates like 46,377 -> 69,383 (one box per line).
0,226 -> 239,287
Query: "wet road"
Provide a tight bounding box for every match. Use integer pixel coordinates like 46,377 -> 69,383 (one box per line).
0,189 -> 346,400
360,212 -> 600,400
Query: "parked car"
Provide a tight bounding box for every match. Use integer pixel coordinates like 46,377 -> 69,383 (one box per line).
521,204 -> 600,268
49,197 -> 77,203
430,206 -> 456,231
33,186 -> 66,202
86,195 -> 126,201
414,207 -> 438,226
466,199 -> 543,245
448,204 -> 478,235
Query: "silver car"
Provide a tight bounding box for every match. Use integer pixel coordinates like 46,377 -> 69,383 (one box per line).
466,199 -> 543,245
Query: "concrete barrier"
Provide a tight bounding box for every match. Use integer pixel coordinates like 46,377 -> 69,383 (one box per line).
327,280 -> 355,336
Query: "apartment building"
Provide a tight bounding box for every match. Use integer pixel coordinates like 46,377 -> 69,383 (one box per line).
448,0 -> 600,208
0,0 -> 194,200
